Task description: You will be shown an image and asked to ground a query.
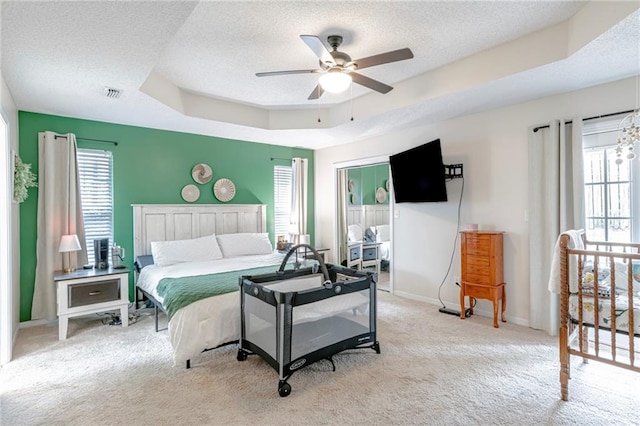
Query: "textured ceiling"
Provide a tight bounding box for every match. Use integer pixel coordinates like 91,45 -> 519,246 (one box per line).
1,1 -> 639,149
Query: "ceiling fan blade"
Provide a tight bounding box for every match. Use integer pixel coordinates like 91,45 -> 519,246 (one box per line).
300,35 -> 335,65
256,69 -> 320,77
307,84 -> 325,100
353,48 -> 414,70
350,72 -> 393,94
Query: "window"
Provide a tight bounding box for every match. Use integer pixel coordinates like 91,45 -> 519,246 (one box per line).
274,165 -> 293,239
78,149 -> 113,264
583,123 -> 639,243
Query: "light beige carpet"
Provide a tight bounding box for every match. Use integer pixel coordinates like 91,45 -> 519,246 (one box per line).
1,292 -> 638,426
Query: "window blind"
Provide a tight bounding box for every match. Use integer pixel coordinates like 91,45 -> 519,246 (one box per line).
274,165 -> 293,239
78,149 -> 114,264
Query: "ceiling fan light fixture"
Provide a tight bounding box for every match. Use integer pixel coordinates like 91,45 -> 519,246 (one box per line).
319,70 -> 352,93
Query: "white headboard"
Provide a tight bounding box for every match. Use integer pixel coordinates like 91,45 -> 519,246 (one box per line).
132,204 -> 267,258
347,206 -> 363,226
364,205 -> 390,229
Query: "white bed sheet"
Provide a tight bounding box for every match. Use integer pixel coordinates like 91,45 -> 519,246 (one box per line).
379,241 -> 390,262
137,252 -> 292,303
137,251 -> 294,364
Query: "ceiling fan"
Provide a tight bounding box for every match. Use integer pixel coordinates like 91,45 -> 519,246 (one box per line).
256,34 -> 414,100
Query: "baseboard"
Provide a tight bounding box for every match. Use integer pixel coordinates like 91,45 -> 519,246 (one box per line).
391,290 -> 528,327
19,318 -> 56,328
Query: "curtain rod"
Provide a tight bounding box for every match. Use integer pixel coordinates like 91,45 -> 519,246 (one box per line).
271,157 -> 290,161
532,109 -> 635,133
54,135 -> 119,146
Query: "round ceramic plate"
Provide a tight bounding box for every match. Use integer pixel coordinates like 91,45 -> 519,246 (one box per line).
348,180 -> 354,192
376,187 -> 387,203
385,179 -> 389,191
213,178 -> 236,202
192,163 -> 213,184
350,193 -> 356,204
181,184 -> 200,203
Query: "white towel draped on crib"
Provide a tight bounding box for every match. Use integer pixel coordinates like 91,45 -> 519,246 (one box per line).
548,230 -> 584,294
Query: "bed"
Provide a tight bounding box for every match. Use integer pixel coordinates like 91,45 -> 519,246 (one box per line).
346,204 -> 390,266
133,204 -> 305,367
553,230 -> 640,400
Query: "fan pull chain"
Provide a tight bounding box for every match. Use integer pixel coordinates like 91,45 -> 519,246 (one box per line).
350,83 -> 354,121
318,85 -> 323,123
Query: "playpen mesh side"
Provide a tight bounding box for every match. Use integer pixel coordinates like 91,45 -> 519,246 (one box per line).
290,288 -> 370,359
242,273 -> 372,364
244,295 -> 278,360
243,275 -> 325,363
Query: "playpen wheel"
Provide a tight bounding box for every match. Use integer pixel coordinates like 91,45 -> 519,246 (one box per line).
237,349 -> 248,361
278,381 -> 291,397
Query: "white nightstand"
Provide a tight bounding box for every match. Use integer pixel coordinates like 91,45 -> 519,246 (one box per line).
361,242 -> 381,275
53,268 -> 130,340
347,241 -> 362,270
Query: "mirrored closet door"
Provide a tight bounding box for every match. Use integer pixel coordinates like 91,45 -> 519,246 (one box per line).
336,162 -> 392,292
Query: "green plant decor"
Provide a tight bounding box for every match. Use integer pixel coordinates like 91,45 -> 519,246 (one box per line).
13,155 -> 37,203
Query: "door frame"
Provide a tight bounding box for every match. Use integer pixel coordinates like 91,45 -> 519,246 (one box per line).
333,155 -> 394,293
0,111 -> 12,365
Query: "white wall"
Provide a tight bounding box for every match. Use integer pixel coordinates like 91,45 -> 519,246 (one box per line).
314,77 -> 637,327
1,66 -> 19,361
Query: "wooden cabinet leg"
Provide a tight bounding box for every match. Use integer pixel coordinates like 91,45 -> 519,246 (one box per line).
459,287 -> 466,320
501,286 -> 507,323
492,300 -> 499,328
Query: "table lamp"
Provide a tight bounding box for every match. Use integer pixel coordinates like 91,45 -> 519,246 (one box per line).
59,234 -> 81,272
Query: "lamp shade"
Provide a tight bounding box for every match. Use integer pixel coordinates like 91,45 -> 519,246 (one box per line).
319,70 -> 352,93
59,234 -> 81,253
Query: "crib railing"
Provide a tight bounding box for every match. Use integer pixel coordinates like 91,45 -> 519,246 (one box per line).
559,233 -> 640,401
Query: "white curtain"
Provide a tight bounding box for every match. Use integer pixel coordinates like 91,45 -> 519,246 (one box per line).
291,157 -> 308,238
528,118 -> 584,335
32,132 -> 88,321
336,168 -> 348,264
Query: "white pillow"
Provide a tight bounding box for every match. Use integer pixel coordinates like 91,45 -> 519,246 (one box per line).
150,234 -> 223,267
348,224 -> 362,242
216,233 -> 273,257
376,224 -> 390,242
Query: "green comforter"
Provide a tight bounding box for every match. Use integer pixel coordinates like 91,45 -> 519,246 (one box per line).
156,262 -> 304,320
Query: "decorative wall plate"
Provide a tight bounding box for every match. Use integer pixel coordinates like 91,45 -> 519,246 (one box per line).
376,187 -> 387,204
213,178 -> 236,202
348,180 -> 354,192
385,179 -> 389,191
181,184 -> 200,203
350,193 -> 356,204
192,163 -> 213,184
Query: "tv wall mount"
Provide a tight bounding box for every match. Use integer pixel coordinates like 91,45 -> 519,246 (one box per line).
445,164 -> 463,179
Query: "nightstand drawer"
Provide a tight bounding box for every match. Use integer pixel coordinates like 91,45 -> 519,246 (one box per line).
350,246 -> 361,261
68,279 -> 120,308
363,246 -> 378,261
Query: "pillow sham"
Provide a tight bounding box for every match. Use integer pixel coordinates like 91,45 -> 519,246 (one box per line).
376,224 -> 390,242
216,233 -> 273,257
348,224 -> 362,243
150,234 -> 223,267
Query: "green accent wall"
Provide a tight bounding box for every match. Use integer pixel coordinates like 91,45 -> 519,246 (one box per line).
347,164 -> 389,206
18,111 -> 314,322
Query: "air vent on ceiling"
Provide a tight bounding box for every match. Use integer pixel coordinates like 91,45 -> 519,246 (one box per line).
103,87 -> 122,99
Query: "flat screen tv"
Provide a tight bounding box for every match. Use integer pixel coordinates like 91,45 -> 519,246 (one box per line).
389,139 -> 448,203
